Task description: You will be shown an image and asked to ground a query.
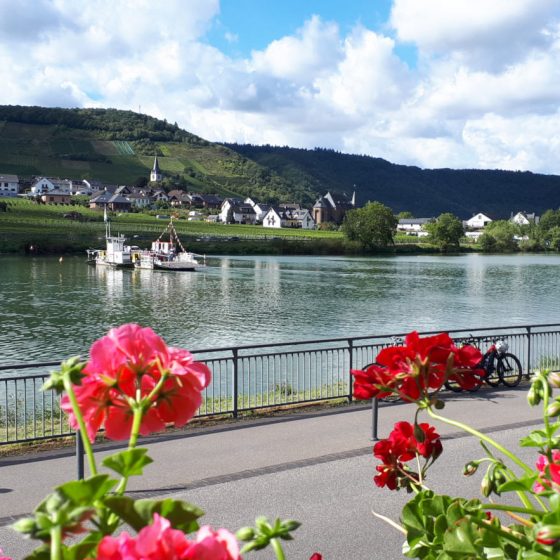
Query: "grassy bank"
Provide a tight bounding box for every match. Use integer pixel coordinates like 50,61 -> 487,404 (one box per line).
0,198 -> 445,255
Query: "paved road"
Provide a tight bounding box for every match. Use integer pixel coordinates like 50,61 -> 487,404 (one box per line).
0,386 -> 543,558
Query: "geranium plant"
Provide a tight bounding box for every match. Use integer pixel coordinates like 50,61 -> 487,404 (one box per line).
351,331 -> 560,559
8,324 -> 306,560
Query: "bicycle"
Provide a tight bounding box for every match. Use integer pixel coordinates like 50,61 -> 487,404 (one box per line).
445,336 -> 523,392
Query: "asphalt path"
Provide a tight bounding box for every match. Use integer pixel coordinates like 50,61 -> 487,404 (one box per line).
0,386 -> 546,559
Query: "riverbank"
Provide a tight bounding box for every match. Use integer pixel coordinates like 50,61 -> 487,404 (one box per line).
0,200 -> 446,255
0,198 -> 447,256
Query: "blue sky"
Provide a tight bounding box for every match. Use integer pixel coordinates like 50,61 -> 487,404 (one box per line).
207,0 -> 418,66
1,0 -> 559,174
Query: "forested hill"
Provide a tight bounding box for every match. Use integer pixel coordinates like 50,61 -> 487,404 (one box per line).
0,105 -> 314,203
2,105 -> 560,218
224,144 -> 560,219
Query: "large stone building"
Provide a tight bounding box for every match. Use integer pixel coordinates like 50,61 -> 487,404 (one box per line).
312,191 -> 356,225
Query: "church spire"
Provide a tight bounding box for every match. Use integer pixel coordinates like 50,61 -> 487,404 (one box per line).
150,154 -> 162,182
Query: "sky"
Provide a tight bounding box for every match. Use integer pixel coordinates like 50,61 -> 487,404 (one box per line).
1,0 -> 560,174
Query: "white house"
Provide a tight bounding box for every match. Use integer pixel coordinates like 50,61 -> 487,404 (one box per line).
219,198 -> 242,223
0,174 -> 19,197
292,209 -> 315,229
263,207 -> 287,228
511,212 -> 538,226
465,213 -> 492,229
397,218 -> 433,236
31,177 -> 72,195
263,207 -> 315,229
126,192 -> 152,209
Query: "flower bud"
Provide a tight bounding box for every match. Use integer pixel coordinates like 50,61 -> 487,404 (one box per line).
12,517 -> 37,535
535,525 -> 560,546
463,460 -> 480,477
433,399 -> 445,410
527,384 -> 542,407
281,520 -> 301,532
546,400 -> 560,418
548,371 -> 560,388
236,527 -> 255,541
481,475 -> 493,497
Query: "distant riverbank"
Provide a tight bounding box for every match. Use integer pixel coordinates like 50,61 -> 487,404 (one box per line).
0,199 -> 445,256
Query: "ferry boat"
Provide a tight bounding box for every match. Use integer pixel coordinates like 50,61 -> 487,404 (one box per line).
86,209 -> 140,268
134,219 -> 206,272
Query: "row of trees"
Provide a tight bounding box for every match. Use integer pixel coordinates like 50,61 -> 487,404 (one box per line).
341,202 -> 464,251
341,203 -> 560,253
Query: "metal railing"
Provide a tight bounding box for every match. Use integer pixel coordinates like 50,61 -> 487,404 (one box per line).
1,323 -> 560,449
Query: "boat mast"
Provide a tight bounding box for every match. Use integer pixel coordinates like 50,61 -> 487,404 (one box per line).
104,205 -> 111,238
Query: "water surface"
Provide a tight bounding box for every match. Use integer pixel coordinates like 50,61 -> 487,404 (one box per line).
1,253 -> 559,362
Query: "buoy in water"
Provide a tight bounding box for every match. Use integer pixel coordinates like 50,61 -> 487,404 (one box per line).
59,256 -> 64,263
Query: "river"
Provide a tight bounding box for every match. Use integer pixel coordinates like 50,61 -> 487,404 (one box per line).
1,253 -> 560,363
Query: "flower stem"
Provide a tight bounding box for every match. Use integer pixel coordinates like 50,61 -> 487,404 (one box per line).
128,405 -> 144,450
270,538 -> 286,560
50,525 -> 62,560
427,408 -> 533,474
113,406 -> 144,497
63,377 -> 97,476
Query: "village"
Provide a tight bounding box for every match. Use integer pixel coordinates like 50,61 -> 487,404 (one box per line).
0,155 -> 541,241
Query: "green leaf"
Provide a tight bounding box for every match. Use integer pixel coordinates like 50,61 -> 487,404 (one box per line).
102,448 -> 153,478
519,431 -> 548,448
57,475 -> 117,506
104,496 -> 203,533
497,474 -> 537,493
442,520 -> 482,555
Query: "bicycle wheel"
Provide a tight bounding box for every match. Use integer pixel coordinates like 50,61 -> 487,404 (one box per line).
483,361 -> 501,387
497,353 -> 523,387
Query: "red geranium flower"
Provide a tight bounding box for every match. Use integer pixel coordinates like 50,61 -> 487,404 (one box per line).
372,421 -> 442,490
351,331 -> 484,402
62,324 -> 211,442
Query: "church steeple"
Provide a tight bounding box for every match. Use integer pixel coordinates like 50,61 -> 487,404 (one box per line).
150,155 -> 162,182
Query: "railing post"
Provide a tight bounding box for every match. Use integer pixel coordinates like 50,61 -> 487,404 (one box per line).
232,348 -> 239,418
348,339 -> 353,403
526,326 -> 532,379
76,430 -> 84,480
371,398 -> 379,441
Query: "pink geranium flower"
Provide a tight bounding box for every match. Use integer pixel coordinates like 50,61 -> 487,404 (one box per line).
534,450 -> 560,493
62,324 -> 211,442
96,515 -> 241,560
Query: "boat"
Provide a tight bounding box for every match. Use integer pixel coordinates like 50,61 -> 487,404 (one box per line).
134,219 -> 206,272
86,208 -> 140,268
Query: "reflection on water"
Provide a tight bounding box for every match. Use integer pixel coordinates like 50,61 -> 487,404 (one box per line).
1,253 -> 560,362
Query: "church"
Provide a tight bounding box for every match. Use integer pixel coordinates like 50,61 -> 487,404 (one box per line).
150,155 -> 163,183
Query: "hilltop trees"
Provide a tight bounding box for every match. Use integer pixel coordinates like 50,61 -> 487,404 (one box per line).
341,201 -> 397,249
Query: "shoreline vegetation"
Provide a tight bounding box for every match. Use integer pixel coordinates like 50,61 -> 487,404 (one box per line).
1,199 -> 469,256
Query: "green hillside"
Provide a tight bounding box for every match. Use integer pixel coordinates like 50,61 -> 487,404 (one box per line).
2,105 -> 560,219
225,144 -> 560,219
0,106 -> 314,203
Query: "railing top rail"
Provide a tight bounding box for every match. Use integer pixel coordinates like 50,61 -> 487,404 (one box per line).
1,322 -> 559,372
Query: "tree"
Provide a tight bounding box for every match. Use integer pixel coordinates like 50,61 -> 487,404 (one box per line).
341,201 -> 397,249
425,213 -> 464,251
479,220 -> 519,252
396,211 -> 414,220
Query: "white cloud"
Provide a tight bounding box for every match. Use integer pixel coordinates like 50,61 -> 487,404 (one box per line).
250,16 -> 342,82
0,1 -> 560,174
390,0 -> 558,69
